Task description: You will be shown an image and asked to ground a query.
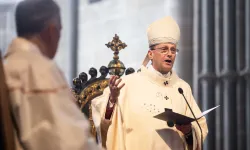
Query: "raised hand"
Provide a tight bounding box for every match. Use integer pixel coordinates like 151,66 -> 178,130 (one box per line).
109,75 -> 125,103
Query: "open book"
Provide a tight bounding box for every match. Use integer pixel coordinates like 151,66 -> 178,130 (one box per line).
154,105 -> 220,125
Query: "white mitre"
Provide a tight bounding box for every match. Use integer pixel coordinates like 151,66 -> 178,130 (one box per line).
142,16 -> 180,66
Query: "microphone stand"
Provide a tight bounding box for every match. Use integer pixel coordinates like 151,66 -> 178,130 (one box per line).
178,88 -> 203,150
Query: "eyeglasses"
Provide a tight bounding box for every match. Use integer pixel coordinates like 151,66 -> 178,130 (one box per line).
152,47 -> 179,55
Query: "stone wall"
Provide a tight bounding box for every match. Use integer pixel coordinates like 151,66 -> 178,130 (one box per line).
54,0 -> 74,83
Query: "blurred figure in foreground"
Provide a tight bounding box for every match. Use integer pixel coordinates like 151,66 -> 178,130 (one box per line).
3,0 -> 101,149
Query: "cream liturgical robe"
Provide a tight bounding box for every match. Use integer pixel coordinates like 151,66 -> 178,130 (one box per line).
92,66 -> 208,150
4,38 -> 101,150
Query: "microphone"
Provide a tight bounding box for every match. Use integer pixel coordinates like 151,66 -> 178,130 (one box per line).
167,121 -> 174,127
178,88 -> 203,150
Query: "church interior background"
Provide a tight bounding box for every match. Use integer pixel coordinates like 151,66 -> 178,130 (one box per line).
0,0 -> 249,150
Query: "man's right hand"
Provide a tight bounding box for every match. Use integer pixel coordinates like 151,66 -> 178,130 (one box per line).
109,75 -> 125,103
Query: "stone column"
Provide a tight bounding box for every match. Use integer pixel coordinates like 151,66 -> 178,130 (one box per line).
222,0 -> 237,150
194,0 -> 216,149
214,0 -> 224,149
245,1 -> 250,149
236,0 -> 247,150
71,0 -> 79,80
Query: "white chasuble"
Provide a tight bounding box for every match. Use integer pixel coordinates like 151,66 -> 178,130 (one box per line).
92,65 -> 208,150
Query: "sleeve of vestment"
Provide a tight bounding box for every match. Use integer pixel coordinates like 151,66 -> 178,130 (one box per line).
92,79 -> 127,150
